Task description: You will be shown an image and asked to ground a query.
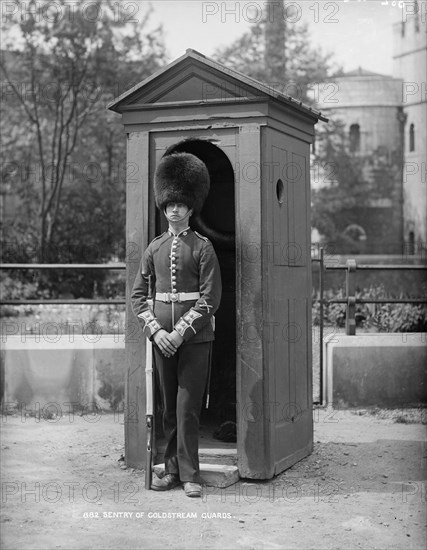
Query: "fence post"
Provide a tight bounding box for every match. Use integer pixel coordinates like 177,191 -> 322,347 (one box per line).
346,259 -> 357,335
319,247 -> 324,403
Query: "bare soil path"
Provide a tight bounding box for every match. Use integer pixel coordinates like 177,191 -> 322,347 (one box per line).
1,408 -> 426,550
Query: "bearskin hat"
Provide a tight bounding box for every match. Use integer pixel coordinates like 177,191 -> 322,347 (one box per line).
154,153 -> 210,214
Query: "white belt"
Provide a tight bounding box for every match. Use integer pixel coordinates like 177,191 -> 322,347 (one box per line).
155,292 -> 200,303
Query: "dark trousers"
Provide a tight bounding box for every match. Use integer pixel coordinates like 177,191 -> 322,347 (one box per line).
153,342 -> 210,483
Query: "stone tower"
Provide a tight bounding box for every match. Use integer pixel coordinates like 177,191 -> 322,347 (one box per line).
393,4 -> 427,255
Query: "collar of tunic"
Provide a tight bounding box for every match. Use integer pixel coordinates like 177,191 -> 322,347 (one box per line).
168,226 -> 190,237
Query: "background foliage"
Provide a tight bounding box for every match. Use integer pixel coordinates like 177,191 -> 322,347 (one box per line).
313,284 -> 427,332
0,0 -> 166,297
213,8 -> 335,102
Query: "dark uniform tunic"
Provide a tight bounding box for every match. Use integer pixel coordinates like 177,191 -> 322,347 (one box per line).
131,227 -> 222,483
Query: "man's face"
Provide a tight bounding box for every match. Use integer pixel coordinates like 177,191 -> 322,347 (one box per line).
165,202 -> 192,221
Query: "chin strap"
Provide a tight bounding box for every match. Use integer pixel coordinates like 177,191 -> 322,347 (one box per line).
164,208 -> 193,224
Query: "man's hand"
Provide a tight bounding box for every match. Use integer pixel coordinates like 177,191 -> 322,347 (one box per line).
169,330 -> 184,349
153,329 -> 178,357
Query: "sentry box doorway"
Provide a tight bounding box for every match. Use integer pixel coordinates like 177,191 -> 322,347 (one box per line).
108,50 -> 326,480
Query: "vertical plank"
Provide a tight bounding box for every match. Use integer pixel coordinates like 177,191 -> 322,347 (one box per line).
272,145 -> 289,266
236,123 -> 271,478
288,298 -> 296,406
264,127 -> 313,476
290,152 -> 307,267
125,131 -> 150,469
294,298 -> 309,411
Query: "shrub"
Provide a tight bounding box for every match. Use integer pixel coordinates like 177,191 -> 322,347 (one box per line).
0,272 -> 51,317
313,284 -> 427,332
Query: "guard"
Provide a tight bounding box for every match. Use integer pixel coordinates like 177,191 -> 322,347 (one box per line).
131,152 -> 222,498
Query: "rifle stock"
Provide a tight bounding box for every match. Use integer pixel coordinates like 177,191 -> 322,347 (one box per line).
145,277 -> 154,490
145,336 -> 153,490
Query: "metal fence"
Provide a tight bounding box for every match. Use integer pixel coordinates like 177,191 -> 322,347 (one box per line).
0,263 -> 126,305
1,257 -> 426,405
312,248 -> 427,403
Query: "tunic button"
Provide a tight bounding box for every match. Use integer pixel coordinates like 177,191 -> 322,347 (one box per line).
183,231 -> 187,236
172,276 -> 176,280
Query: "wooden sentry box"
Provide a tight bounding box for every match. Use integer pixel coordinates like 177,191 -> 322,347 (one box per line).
108,49 -> 326,479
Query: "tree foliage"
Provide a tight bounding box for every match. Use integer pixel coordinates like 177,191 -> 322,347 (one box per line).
214,2 -> 402,255
310,119 -> 369,252
0,0 -> 167,296
213,6 -> 336,102
311,118 -> 403,253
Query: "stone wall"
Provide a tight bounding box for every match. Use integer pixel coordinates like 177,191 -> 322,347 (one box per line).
323,333 -> 427,407
0,335 -> 126,414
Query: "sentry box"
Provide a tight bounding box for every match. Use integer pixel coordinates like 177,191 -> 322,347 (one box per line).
108,49 -> 326,480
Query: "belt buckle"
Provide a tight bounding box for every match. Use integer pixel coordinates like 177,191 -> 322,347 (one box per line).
170,293 -> 179,302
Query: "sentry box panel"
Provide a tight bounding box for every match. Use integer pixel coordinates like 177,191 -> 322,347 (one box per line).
108,49 -> 326,479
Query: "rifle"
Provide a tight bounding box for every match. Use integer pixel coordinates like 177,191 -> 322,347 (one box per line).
145,275 -> 154,490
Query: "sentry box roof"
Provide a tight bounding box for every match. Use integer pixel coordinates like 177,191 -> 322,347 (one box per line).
107,48 -> 327,124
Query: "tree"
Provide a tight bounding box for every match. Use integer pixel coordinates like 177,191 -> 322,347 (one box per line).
311,118 -> 403,254
264,0 -> 286,82
0,0 -> 166,265
213,3 -> 336,102
310,119 -> 367,252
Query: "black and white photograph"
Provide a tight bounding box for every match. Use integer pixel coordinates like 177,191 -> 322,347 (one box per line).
1,1 -> 426,548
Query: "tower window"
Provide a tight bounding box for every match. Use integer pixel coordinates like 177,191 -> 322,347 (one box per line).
409,124 -> 415,152
349,124 -> 360,153
408,231 -> 415,255
415,1 -> 420,32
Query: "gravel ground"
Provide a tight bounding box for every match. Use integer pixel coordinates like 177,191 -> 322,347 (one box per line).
1,407 -> 426,550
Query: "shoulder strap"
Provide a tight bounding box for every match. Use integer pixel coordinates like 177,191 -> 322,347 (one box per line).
194,230 -> 209,242
151,231 -> 167,243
